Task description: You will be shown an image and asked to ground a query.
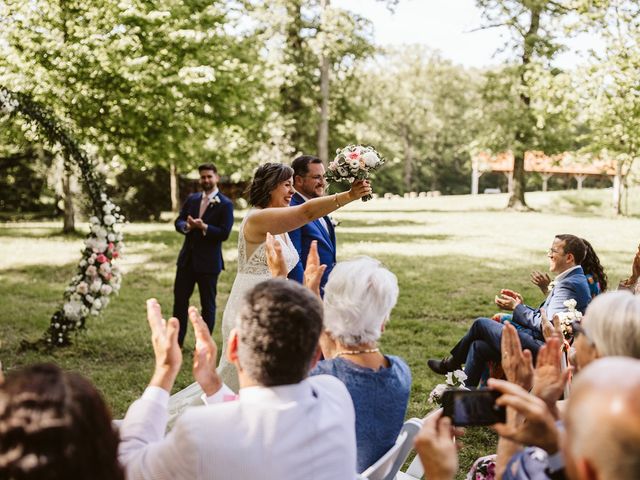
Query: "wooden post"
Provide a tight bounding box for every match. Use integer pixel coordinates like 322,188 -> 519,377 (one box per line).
541,173 -> 553,192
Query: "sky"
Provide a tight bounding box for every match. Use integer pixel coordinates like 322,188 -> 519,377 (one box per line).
333,0 -> 601,69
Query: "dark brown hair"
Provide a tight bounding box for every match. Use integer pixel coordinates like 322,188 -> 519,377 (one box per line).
237,279 -> 323,386
198,163 -> 217,173
247,163 -> 294,208
0,363 -> 123,480
291,155 -> 322,179
555,234 -> 587,265
581,238 -> 608,292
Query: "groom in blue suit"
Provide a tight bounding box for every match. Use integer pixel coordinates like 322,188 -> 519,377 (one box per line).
428,234 -> 592,387
173,163 -> 234,346
288,155 -> 337,295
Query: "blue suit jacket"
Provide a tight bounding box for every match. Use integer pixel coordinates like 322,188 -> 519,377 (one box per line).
175,192 -> 234,274
512,266 -> 591,339
287,192 -> 337,293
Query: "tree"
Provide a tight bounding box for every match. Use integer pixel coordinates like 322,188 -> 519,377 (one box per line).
576,0 -> 640,214
353,47 -> 482,194
475,0 -> 575,209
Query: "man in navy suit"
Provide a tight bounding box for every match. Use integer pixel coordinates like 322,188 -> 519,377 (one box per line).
173,163 -> 234,346
287,155 -> 337,295
428,234 -> 592,387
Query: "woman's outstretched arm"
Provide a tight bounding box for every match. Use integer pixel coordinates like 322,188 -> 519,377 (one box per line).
243,180 -> 371,243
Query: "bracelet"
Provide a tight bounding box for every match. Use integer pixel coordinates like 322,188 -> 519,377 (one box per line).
334,193 -> 342,208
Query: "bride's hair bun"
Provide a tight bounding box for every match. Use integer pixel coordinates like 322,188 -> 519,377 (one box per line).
247,163 -> 294,208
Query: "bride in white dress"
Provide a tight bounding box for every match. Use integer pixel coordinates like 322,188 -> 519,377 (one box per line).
167,163 -> 371,418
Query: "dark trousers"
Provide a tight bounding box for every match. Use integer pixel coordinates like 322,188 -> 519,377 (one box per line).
172,262 -> 218,346
450,317 -> 544,387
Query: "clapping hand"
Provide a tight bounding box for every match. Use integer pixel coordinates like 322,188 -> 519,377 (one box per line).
501,322 -> 534,391
621,247 -> 640,287
189,306 -> 222,397
495,289 -> 523,311
530,271 -> 551,294
146,298 -> 182,392
266,232 -> 288,278
303,240 -> 326,297
489,378 -> 560,454
187,215 -> 206,232
531,336 -> 569,417
414,410 -> 461,480
540,308 -> 562,341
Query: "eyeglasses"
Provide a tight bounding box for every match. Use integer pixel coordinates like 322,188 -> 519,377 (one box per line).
547,248 -> 566,256
304,175 -> 326,182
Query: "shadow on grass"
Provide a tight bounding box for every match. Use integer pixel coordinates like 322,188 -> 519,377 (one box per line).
0,226 -> 87,240
337,218 -> 426,228
341,232 -> 452,243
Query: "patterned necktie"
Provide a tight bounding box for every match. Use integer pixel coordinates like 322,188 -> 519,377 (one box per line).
198,194 -> 209,218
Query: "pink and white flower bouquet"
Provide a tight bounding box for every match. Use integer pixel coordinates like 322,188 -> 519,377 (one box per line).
325,144 -> 384,201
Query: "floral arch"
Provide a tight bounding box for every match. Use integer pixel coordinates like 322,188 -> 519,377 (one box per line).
0,86 -> 124,348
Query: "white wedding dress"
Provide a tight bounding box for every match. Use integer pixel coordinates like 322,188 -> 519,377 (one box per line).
167,210 -> 299,423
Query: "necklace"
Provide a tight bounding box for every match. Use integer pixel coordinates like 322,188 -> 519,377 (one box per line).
334,348 -> 380,358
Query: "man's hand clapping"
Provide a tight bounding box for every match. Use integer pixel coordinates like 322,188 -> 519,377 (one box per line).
501,322 -> 534,391
147,298 -> 182,392
495,289 -> 523,311
530,271 -> 551,294
189,306 -> 222,397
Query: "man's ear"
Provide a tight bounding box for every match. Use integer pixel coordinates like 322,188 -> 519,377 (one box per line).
227,328 -> 240,364
293,175 -> 303,189
567,252 -> 576,265
308,345 -> 322,371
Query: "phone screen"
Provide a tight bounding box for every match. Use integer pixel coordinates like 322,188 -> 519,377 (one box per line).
442,389 -> 506,426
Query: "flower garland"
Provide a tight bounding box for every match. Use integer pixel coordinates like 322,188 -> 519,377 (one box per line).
1,85 -> 125,347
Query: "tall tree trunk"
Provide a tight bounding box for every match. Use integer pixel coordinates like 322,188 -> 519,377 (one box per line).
62,168 -> 75,233
402,129 -> 413,192
508,5 -> 541,210
317,0 -> 330,164
170,162 -> 180,214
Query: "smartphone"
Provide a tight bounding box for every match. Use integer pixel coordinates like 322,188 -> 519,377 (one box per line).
442,388 -> 506,426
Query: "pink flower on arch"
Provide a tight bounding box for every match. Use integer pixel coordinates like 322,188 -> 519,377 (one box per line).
96,254 -> 108,264
348,152 -> 360,160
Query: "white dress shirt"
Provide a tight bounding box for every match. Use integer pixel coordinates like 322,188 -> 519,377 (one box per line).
118,375 -> 357,480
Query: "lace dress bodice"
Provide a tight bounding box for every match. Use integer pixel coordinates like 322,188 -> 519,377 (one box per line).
236,212 -> 299,276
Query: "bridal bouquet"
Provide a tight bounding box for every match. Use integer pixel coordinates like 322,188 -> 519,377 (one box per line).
325,144 -> 384,201
556,298 -> 583,341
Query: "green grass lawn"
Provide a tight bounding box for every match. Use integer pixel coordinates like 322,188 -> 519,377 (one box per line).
1,189 -> 639,477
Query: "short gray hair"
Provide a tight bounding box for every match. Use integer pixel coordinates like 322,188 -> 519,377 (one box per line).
322,257 -> 399,346
583,291 -> 640,359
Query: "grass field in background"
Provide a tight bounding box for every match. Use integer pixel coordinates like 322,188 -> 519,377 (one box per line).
2,188 -> 640,477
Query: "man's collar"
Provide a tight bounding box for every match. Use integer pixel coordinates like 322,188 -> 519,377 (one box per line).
554,265 -> 581,282
203,188 -> 219,201
238,378 -> 315,404
295,191 -> 310,202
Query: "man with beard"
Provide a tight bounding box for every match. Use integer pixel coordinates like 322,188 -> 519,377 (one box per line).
288,155 -> 336,295
173,163 -> 233,346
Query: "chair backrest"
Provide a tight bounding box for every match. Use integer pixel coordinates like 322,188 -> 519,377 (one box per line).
396,408 -> 443,480
384,418 -> 423,480
358,430 -> 408,480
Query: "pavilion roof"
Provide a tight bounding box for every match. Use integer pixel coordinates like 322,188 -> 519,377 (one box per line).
473,151 -> 617,176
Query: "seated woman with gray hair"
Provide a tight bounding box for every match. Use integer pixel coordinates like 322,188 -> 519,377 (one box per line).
309,256 -> 411,473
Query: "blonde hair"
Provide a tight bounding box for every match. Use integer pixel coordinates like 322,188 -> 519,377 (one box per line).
583,291 -> 640,358
323,257 -> 399,346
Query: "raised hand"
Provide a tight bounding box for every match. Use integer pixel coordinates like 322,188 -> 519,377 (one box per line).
488,378 -> 560,454
500,322 -> 534,390
303,240 -> 327,297
531,336 -> 569,416
530,271 -> 551,294
146,298 -> 182,392
414,410 -> 459,480
495,289 -> 522,311
265,232 -> 288,278
347,179 -> 372,201
189,306 -> 222,396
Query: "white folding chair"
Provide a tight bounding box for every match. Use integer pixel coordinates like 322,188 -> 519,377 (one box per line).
394,408 -> 443,480
358,430 -> 408,480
